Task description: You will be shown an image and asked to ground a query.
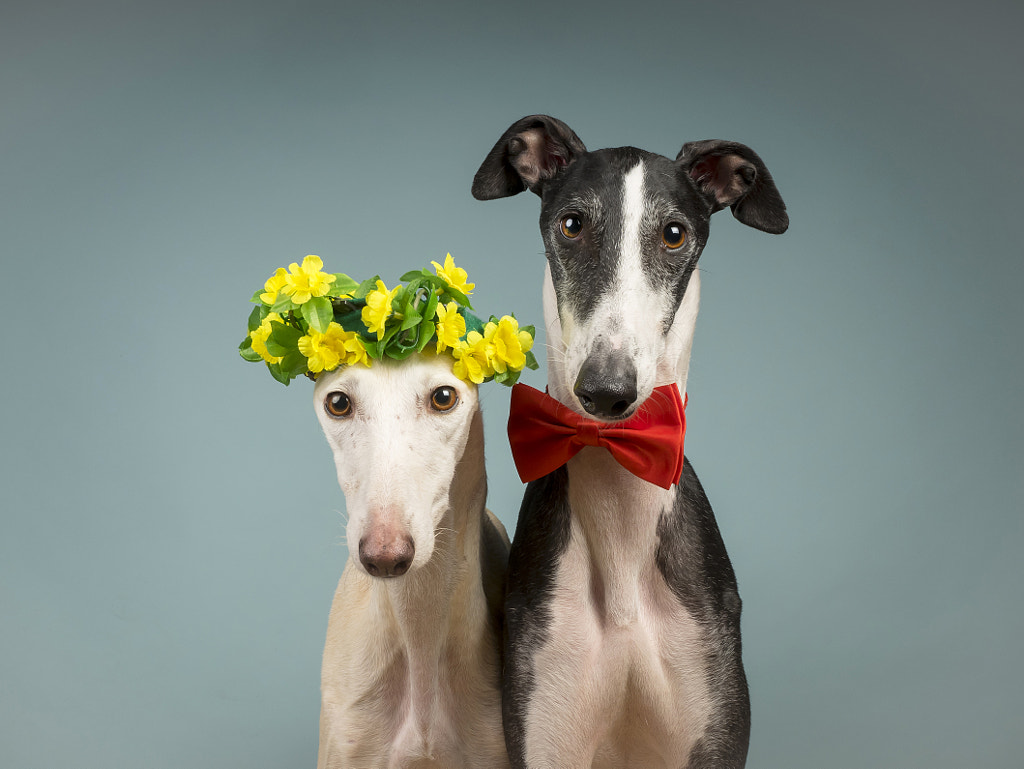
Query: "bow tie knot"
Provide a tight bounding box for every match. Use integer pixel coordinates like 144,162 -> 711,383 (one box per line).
507,383 -> 687,490
575,420 -> 603,448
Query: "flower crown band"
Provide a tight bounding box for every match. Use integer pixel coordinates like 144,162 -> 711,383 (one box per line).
239,253 -> 538,386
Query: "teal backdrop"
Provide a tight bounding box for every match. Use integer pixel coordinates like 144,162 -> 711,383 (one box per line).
2,1 -> 1021,766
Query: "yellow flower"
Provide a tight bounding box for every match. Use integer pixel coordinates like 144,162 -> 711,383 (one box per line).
342,332 -> 371,368
434,301 -> 466,354
361,279 -> 400,340
297,322 -> 351,374
431,253 -> 475,296
281,255 -> 336,305
485,315 -> 534,373
250,312 -> 284,364
451,331 -> 494,384
260,268 -> 288,305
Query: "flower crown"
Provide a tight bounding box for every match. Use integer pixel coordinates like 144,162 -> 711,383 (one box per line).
239,253 -> 538,386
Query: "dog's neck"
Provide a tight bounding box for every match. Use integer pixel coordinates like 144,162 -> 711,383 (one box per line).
543,265 -> 700,625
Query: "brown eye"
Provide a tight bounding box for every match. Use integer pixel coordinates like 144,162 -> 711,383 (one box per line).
662,222 -> 687,249
560,214 -> 583,239
430,386 -> 459,412
324,391 -> 352,418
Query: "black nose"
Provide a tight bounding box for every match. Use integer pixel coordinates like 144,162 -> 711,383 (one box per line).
573,353 -> 638,419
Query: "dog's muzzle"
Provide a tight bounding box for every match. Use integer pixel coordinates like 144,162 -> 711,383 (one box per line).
573,350 -> 638,419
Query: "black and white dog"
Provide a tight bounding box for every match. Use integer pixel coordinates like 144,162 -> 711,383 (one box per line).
473,115 -> 787,768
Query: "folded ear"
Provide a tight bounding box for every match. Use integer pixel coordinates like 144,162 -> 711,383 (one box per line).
677,140 -> 789,234
472,115 -> 587,200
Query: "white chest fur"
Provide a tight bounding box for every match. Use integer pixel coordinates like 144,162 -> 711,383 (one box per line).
318,560 -> 507,769
521,452 -> 713,768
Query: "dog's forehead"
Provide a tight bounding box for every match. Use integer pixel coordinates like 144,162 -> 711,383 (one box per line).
537,146 -> 709,332
542,148 -> 643,207
543,147 -> 703,214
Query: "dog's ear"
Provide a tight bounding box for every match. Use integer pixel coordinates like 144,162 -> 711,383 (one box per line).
677,140 -> 788,234
472,115 -> 587,200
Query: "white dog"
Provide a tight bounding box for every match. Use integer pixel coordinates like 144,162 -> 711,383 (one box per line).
313,353 -> 510,769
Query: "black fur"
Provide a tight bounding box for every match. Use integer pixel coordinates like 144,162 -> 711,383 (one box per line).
657,460 -> 750,768
502,468 -> 572,765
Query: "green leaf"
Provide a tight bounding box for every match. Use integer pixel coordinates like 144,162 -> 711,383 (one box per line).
302,296 -> 333,333
438,282 -> 473,309
247,305 -> 264,333
417,316 -> 437,353
415,293 -> 440,353
271,292 -> 297,314
353,277 -> 380,300
266,320 -> 302,357
362,338 -> 383,359
251,288 -> 266,304
239,346 -> 262,362
268,363 -> 292,385
399,269 -> 431,282
386,341 -> 418,360
279,349 -> 308,379
399,307 -> 422,331
415,273 -> 448,292
524,350 -> 539,370
331,273 -> 359,296
422,290 -> 439,321
390,284 -> 409,311
380,317 -> 404,345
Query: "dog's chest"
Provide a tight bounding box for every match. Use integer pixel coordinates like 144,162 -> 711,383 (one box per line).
524,501 -> 714,765
319,574 -> 506,768
322,649 -> 505,768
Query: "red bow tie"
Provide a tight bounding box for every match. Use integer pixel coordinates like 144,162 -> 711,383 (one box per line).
507,383 -> 686,490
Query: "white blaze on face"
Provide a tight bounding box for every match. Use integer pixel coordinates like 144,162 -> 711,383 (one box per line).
560,161 -> 672,412
312,355 -> 478,573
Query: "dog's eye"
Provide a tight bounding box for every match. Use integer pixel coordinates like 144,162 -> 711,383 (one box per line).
560,214 -> 583,239
662,223 -> 687,249
430,386 -> 459,412
324,391 -> 352,418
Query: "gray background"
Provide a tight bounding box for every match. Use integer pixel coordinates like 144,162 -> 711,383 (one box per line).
2,0 -> 1021,766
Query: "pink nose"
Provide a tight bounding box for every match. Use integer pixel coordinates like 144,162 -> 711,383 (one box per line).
358,531 -> 415,578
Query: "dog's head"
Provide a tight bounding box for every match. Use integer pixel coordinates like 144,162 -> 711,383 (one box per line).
473,115 -> 788,420
313,354 -> 481,578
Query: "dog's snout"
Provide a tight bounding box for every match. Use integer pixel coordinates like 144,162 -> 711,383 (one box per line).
358,530 -> 415,578
574,354 -> 638,419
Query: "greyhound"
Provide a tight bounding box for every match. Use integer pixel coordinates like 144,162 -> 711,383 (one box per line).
313,353 -> 511,769
472,115 -> 788,768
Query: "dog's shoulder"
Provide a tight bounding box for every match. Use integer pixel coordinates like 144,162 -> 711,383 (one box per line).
479,508 -> 510,639
656,459 -> 743,623
505,468 -> 572,611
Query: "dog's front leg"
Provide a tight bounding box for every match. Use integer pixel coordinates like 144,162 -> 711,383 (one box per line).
504,637 -> 606,769
503,472 -> 608,769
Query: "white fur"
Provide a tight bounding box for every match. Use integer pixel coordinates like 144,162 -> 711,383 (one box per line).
313,354 -> 509,769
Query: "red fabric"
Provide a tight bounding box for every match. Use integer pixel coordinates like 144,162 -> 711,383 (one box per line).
507,383 -> 687,490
